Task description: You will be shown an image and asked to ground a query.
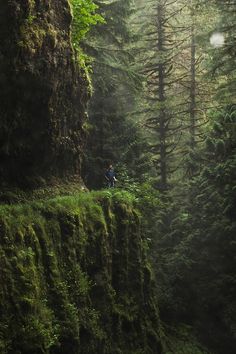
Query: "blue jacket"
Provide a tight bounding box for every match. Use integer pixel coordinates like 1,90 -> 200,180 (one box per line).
105,168 -> 115,180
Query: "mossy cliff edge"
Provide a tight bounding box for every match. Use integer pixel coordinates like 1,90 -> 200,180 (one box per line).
0,0 -> 89,186
0,191 -> 163,354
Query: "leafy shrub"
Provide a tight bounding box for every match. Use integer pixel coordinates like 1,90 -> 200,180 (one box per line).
70,0 -> 104,46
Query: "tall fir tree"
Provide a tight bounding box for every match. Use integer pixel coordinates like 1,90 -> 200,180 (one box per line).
82,0 -> 148,189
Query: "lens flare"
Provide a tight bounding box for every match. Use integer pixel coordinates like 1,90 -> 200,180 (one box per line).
210,33 -> 225,48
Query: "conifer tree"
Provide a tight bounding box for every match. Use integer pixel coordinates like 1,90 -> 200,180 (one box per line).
138,0 -> 179,189
82,0 -> 147,188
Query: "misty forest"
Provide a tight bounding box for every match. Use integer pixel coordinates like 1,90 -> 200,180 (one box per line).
0,0 -> 236,353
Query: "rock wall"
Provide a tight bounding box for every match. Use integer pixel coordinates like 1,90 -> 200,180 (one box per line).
0,0 -> 88,187
0,191 -> 163,354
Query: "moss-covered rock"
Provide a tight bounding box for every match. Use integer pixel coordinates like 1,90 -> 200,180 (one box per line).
0,0 -> 89,187
0,190 -> 163,354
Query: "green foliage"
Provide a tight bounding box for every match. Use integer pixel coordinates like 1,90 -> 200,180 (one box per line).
0,190 -> 163,353
81,0 -> 147,189
146,106 -> 236,353
70,0 -> 104,46
69,0 -> 105,93
79,1 -> 236,352
2,0 -> 236,353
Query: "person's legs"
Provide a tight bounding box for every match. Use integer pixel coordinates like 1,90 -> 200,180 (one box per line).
108,179 -> 115,188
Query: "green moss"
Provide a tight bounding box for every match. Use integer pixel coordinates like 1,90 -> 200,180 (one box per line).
18,22 -> 46,52
16,2 -> 60,54
0,190 -> 163,353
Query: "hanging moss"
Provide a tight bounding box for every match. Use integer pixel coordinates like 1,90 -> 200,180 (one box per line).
0,190 -> 163,354
18,20 -> 46,52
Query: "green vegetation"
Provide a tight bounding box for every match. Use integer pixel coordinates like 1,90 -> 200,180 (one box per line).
18,22 -> 46,52
0,190 -> 162,353
69,0 -> 105,91
1,0 -> 236,353
80,0 -> 236,353
81,0 -> 148,188
70,0 -> 104,45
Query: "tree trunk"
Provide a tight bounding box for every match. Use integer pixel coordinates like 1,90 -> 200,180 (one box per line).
189,21 -> 196,150
157,2 -> 167,188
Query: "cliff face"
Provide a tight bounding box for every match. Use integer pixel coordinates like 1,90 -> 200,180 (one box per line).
0,191 -> 163,354
0,3 -> 163,353
0,0 -> 88,186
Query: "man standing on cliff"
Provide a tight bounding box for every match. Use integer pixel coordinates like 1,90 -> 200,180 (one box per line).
105,164 -> 117,188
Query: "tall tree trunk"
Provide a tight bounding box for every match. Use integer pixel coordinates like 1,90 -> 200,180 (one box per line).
157,1 -> 167,188
189,20 -> 196,150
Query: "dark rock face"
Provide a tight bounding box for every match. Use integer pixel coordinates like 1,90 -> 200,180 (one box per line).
0,0 -> 88,187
